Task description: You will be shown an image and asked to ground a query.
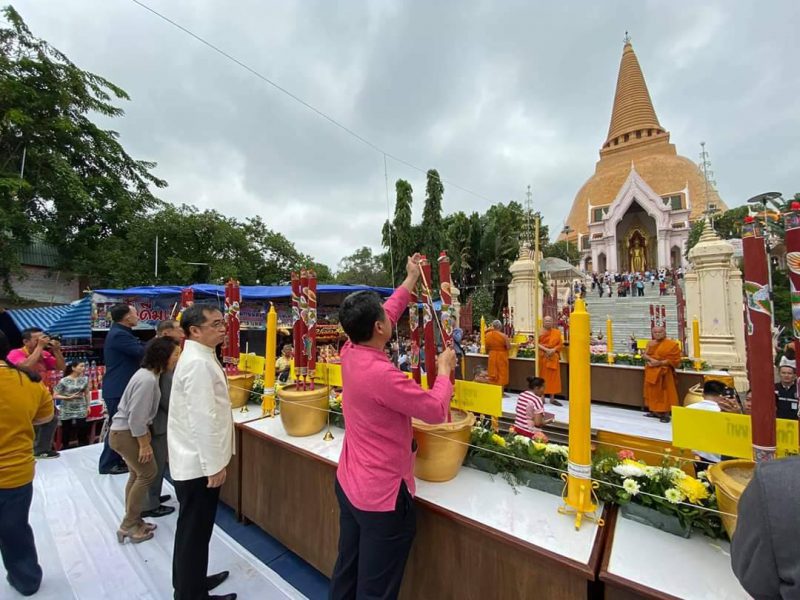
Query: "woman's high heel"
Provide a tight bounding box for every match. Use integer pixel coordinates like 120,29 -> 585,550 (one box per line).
116,527 -> 154,544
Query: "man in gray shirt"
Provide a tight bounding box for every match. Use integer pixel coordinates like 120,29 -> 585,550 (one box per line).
731,456 -> 800,598
142,319 -> 185,518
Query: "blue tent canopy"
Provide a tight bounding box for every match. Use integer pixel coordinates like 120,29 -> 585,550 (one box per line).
6,296 -> 92,341
7,304 -> 70,334
93,284 -> 396,300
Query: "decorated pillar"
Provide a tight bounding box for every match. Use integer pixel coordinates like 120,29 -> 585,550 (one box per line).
223,279 -> 241,373
784,202 -> 800,446
438,251 -> 455,383
291,272 -> 303,386
409,291 -> 421,384
180,287 -> 194,310
306,270 -> 318,389
742,216 -> 776,462
420,256 -> 437,389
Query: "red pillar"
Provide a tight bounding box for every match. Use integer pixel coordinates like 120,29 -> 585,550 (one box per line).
306,270 -> 318,388
420,256 -> 437,389
291,272 -> 303,386
783,203 -> 800,447
742,216 -> 777,462
409,291 -> 421,385
438,251 -> 455,384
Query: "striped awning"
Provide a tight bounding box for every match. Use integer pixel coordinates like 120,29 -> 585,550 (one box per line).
7,296 -> 92,341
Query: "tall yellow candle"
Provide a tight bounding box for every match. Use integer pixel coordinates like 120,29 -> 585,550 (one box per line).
480,316 -> 487,354
692,316 -> 701,370
262,303 -> 278,416
560,298 -> 599,529
606,315 -> 614,364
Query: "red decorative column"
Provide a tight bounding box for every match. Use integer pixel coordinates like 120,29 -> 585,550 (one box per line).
291,272 -> 303,386
420,256 -> 437,389
784,202 -> 800,446
438,252 -> 455,384
224,279 -> 241,374
409,291 -> 421,385
306,270 -> 318,389
742,216 -> 776,462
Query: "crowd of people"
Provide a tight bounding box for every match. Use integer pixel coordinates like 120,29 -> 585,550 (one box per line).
587,268 -> 680,298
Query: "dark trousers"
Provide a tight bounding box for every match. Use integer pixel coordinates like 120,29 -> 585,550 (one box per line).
98,397 -> 125,473
33,416 -> 58,455
0,483 -> 42,596
329,479 -> 416,600
173,477 -> 221,600
144,433 -> 168,512
60,418 -> 91,448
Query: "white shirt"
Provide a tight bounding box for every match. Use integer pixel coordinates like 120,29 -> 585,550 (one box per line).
688,399 -> 721,463
167,340 -> 234,481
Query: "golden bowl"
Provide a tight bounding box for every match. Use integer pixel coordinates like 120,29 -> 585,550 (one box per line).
278,384 -> 330,437
707,459 -> 755,539
683,383 -> 704,407
413,410 -> 476,482
228,373 -> 255,408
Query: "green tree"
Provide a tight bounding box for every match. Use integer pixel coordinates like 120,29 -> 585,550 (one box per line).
381,179 -> 414,286
544,240 -> 580,264
469,287 -> 494,328
0,6 -> 165,292
443,211 -> 472,298
686,206 -> 750,255
419,169 -> 445,279
335,246 -> 391,287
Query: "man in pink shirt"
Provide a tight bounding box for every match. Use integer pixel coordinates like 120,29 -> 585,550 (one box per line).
7,327 -> 65,459
331,254 -> 456,600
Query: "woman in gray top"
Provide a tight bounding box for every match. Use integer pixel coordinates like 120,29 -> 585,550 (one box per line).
109,337 -> 180,544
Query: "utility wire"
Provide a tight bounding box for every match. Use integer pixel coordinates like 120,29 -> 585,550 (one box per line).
128,0 -> 496,204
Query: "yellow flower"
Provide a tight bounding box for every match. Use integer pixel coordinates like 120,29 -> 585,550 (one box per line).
491,434 -> 506,447
677,476 -> 710,504
622,458 -> 646,468
533,442 -> 547,451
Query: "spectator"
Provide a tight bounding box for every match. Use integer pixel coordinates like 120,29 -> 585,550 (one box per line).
730,456 -> 800,598
99,304 -> 144,475
53,361 -> 91,448
7,327 -> 65,459
0,330 -> 54,596
513,376 -> 554,437
275,344 -> 292,383
775,366 -> 798,420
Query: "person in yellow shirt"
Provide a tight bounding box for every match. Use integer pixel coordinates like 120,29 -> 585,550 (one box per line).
0,331 -> 54,596
275,344 -> 293,383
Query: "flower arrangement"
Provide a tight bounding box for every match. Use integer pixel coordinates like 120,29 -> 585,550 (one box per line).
589,353 -> 608,364
516,345 -> 536,359
329,388 -> 345,429
248,375 -> 264,404
679,358 -> 711,371
592,450 -> 725,539
612,353 -> 646,366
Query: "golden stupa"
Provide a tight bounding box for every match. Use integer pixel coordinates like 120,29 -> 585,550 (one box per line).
561,39 -> 726,243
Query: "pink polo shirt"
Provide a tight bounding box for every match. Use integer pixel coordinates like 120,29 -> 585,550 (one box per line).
337,286 -> 453,512
7,347 -> 56,379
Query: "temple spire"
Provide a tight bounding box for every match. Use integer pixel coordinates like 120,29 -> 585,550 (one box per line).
602,39 -> 665,152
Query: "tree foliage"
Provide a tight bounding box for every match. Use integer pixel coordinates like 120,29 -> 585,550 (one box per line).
419,169 -> 444,282
381,179 -> 414,286
469,287 -> 494,327
543,240 -> 581,264
0,6 -> 165,291
335,246 -> 391,287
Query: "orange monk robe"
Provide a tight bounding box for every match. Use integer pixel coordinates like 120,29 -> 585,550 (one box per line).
643,339 -> 682,412
538,328 -> 563,395
485,330 -> 509,387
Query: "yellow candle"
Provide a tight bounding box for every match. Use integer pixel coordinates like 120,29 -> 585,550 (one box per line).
480,316 -> 487,354
692,317 -> 701,358
606,315 -> 614,364
561,298 -> 598,529
262,303 -> 278,416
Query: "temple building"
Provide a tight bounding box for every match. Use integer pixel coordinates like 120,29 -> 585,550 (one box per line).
561,38 -> 726,273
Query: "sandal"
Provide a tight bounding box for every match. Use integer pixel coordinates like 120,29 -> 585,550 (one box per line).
116,526 -> 154,544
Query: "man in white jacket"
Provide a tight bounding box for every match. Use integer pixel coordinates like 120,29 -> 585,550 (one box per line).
168,305 -> 235,600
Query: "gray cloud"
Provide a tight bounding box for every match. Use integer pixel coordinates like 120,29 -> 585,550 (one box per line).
14,0 -> 800,268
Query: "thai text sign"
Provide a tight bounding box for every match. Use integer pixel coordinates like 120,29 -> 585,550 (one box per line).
672,407 -> 799,458
451,380 -> 503,417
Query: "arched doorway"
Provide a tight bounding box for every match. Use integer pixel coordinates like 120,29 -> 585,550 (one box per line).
597,253 -> 607,273
615,200 -> 657,272
670,246 -> 682,269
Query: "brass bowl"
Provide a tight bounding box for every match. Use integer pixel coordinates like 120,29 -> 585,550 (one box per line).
683,383 -> 704,406
707,459 -> 755,539
228,373 -> 255,409
413,410 -> 476,482
278,384 -> 330,436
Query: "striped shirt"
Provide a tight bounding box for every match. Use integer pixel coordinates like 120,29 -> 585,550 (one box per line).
514,391 -> 544,437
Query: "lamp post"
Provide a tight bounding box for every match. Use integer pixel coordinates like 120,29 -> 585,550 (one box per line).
562,225 -> 574,265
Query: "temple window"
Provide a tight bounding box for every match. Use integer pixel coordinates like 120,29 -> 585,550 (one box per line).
623,134 -> 629,142
592,207 -> 606,223
636,130 -> 642,139
662,194 -> 683,210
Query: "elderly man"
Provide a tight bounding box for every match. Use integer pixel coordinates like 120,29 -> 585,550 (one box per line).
538,316 -> 564,406
642,326 -> 681,423
99,304 -> 144,475
485,320 -> 510,390
775,365 -> 798,420
169,305 -> 235,600
7,327 -> 65,459
142,319 -> 185,518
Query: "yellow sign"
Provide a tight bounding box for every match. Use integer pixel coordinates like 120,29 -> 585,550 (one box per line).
238,354 -> 265,375
451,380 -> 502,417
672,407 -> 799,458
314,362 -> 343,387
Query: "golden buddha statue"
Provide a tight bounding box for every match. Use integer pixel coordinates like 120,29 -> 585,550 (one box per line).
629,237 -> 646,273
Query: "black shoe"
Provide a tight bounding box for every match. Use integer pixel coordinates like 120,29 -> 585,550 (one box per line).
208,594 -> 236,600
141,505 -> 175,518
159,494 -> 171,503
34,450 -> 60,459
659,415 -> 671,423
644,412 -> 659,418
107,464 -> 129,475
207,571 -> 230,591
550,399 -> 563,407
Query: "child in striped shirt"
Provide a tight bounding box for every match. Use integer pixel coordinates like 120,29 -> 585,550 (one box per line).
514,376 -> 553,437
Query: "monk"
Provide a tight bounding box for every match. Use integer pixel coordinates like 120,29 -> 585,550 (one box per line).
485,320 -> 510,390
642,326 -> 682,423
538,316 -> 564,406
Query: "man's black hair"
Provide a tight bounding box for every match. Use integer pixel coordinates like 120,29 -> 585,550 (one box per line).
141,337 -> 179,372
0,330 -> 40,382
527,376 -> 545,389
110,304 -> 133,323
340,291 -> 385,344
703,380 -> 727,396
181,304 -> 222,336
21,327 -> 44,342
157,319 -> 179,335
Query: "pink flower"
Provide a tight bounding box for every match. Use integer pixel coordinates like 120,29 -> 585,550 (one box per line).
617,449 -> 636,461
533,432 -> 549,444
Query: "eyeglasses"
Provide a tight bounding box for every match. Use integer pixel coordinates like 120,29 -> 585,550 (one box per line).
200,319 -> 226,329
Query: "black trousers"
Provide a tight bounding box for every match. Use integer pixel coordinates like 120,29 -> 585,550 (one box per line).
144,433 -> 168,512
172,477 -> 220,600
0,483 -> 42,596
60,418 -> 91,448
98,397 -> 125,472
329,479 -> 416,600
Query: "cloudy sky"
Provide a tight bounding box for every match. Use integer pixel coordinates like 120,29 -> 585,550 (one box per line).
14,0 -> 799,269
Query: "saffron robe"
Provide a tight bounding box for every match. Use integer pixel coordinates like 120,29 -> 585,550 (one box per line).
538,328 -> 563,395
643,339 -> 682,412
485,330 -> 509,387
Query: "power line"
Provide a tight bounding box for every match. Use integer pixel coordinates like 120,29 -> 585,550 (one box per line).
128,0 -> 496,204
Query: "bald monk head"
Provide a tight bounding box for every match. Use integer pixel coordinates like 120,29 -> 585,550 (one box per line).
543,316 -> 554,330
491,319 -> 502,330
652,326 -> 666,341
